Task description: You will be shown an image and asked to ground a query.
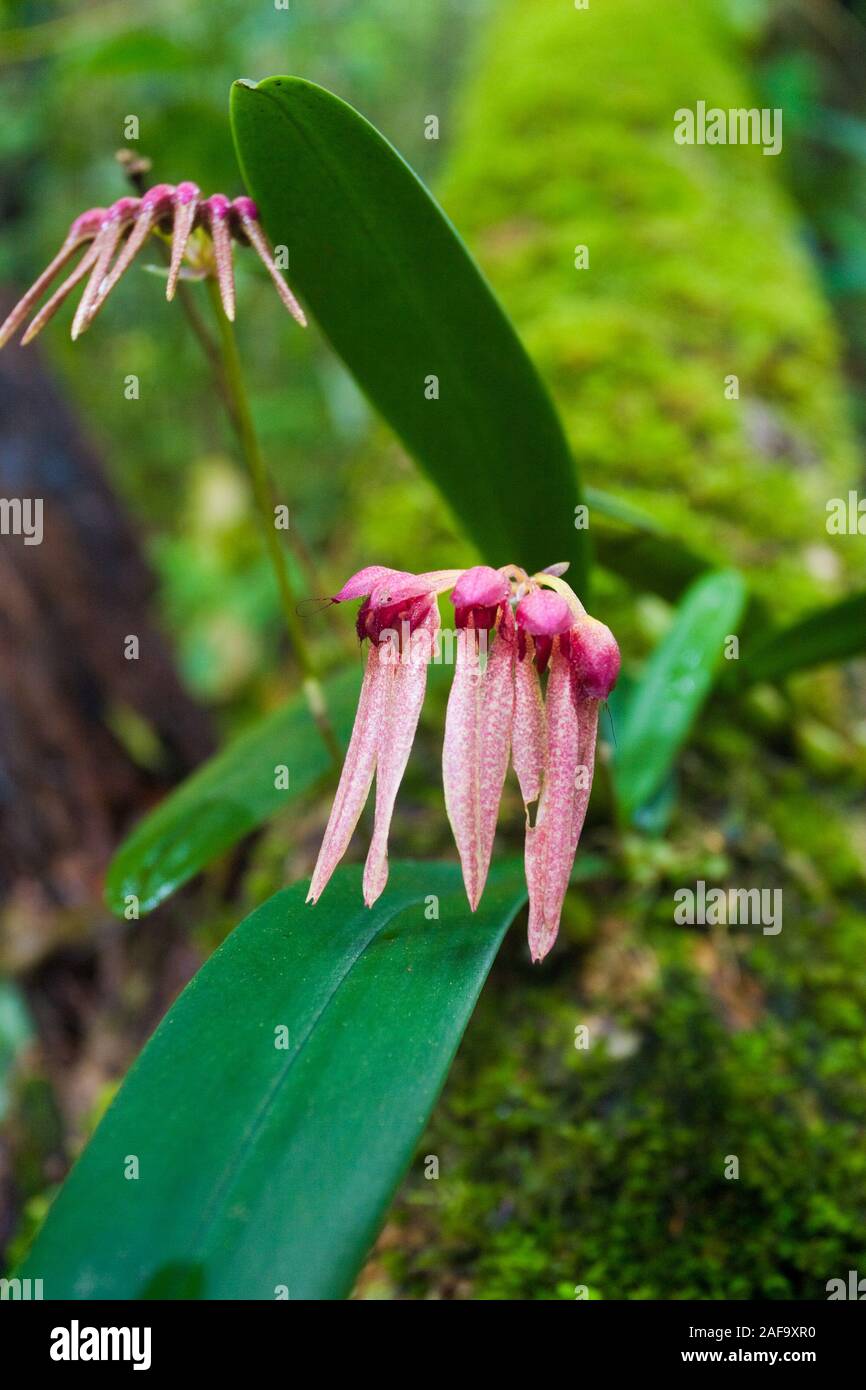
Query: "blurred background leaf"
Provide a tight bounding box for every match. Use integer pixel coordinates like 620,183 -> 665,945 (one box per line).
740,590 -> 866,685
613,570 -> 747,818
105,665 -> 361,915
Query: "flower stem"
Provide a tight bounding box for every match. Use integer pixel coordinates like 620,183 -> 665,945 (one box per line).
206,278 -> 340,763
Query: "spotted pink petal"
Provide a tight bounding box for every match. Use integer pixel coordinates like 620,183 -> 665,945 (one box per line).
90,184 -> 175,322
0,213 -> 102,349
363,605 -> 439,906
166,183 -> 201,301
511,636 -> 547,809
70,199 -> 141,340
443,609 -> 515,911
20,243 -> 100,345
205,195 -> 236,321
525,642 -> 598,962
233,197 -> 307,327
306,642 -> 389,904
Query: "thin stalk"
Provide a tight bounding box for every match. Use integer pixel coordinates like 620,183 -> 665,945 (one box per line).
206,277 -> 340,763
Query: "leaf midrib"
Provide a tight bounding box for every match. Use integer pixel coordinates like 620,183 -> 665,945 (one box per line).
245,81 -> 566,549
183,885 -> 430,1270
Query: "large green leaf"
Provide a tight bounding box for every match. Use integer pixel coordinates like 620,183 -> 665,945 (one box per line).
613,570 -> 747,818
230,76 -> 587,589
739,591 -> 866,685
19,861 -> 526,1300
105,665 -> 362,916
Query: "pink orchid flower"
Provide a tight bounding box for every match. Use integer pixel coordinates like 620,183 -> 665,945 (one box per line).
0,184 -> 305,349
310,562 -> 619,961
307,566 -> 461,909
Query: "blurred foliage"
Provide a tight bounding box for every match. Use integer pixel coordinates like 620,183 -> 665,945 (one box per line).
0,982 -> 33,1123
757,0 -> 866,432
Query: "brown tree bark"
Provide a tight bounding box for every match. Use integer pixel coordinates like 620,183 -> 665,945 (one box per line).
0,302 -> 215,967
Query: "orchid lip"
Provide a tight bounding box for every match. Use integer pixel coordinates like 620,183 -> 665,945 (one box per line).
451,564 -> 510,631
451,564 -> 510,611
515,588 -> 573,637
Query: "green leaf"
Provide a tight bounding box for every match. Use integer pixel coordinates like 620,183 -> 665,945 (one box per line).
740,591 -> 866,685
19,861 -> 526,1300
230,76 -> 587,590
613,570 -> 747,818
584,486 -> 664,534
592,518 -> 715,602
105,665 -> 362,916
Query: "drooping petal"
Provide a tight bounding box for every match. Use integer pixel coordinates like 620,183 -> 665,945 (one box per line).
525,643 -> 598,962
204,195 -> 236,321
0,209 -> 103,349
166,182 -> 201,301
70,198 -> 141,340
70,226 -> 123,340
569,698 -> 599,849
306,643 -> 388,904
233,197 -> 307,327
20,243 -> 99,345
90,184 -> 175,322
362,607 -> 439,907
443,612 -> 515,911
524,819 -> 549,965
511,636 -> 547,809
525,612 -> 618,960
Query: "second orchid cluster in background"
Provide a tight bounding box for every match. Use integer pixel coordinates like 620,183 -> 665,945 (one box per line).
0,181 -> 306,349
308,562 -> 620,961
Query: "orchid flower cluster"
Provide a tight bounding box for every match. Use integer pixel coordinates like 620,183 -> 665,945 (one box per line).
0,182 -> 305,349
308,563 -> 620,961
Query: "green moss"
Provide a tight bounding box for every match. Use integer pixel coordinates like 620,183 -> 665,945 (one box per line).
376,859 -> 866,1298
431,0 -> 860,616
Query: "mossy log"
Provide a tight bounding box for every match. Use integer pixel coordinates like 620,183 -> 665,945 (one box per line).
440,0 -> 860,616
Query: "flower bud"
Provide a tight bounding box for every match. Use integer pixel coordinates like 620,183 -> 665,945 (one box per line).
562,616 -> 620,699
450,565 -> 509,630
